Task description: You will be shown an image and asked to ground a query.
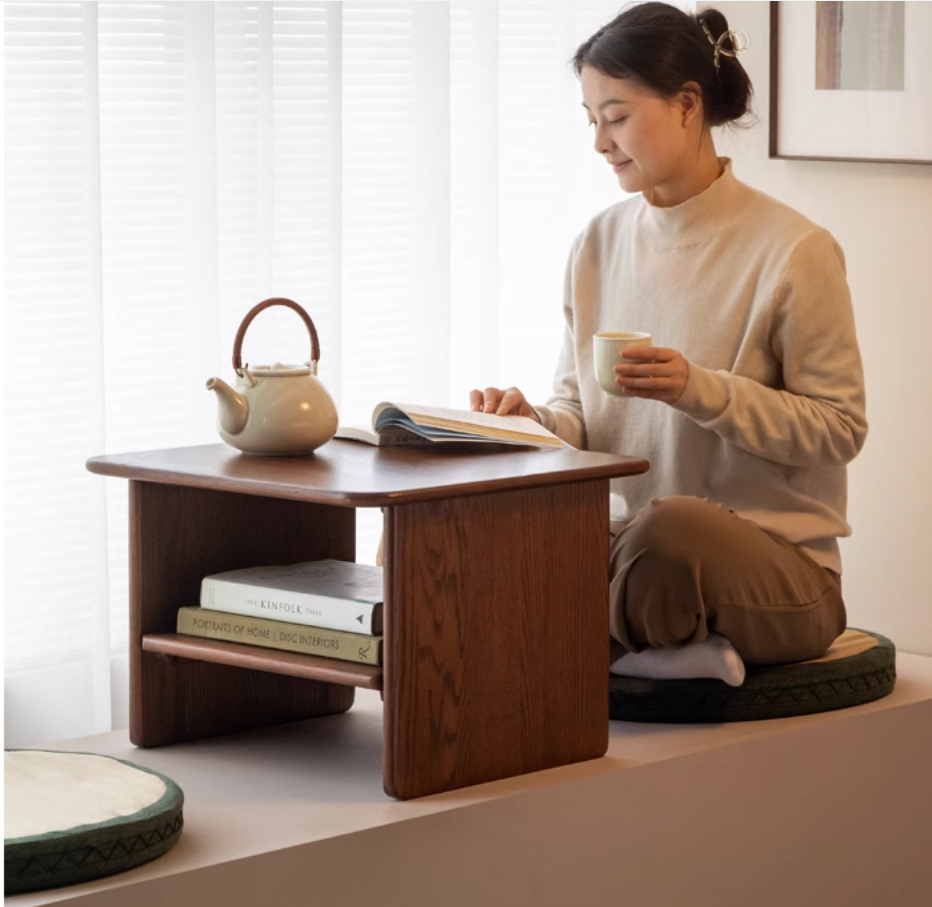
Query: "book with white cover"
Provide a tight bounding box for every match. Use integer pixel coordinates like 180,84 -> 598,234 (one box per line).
199,559 -> 383,635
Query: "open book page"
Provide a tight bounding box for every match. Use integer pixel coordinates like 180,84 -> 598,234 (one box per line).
372,402 -> 568,448
334,423 -> 426,447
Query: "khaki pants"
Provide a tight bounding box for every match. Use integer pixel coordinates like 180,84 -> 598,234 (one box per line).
609,496 -> 846,666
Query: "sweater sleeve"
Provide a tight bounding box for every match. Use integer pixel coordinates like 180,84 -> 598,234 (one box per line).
671,228 -> 868,468
533,243 -> 587,450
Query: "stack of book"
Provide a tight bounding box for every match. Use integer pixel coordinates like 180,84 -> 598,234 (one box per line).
176,559 -> 384,666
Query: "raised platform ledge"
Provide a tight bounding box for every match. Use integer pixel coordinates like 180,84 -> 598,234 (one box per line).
9,652 -> 932,907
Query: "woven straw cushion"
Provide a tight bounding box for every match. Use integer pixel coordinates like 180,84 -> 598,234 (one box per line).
609,628 -> 896,724
4,750 -> 183,895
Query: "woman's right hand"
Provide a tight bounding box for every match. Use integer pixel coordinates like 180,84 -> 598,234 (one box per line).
469,386 -> 541,422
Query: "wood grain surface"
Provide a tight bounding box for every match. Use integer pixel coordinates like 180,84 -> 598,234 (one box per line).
382,479 -> 610,800
129,481 -> 356,746
88,441 -> 649,508
94,444 -> 642,796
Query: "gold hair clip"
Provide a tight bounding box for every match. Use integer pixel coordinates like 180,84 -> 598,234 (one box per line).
699,20 -> 750,70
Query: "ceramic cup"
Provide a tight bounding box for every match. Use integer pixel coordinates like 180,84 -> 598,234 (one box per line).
593,332 -> 652,396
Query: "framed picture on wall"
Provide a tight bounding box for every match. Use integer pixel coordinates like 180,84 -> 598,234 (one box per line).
769,1 -> 932,164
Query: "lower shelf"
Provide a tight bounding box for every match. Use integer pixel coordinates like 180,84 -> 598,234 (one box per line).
142,633 -> 383,691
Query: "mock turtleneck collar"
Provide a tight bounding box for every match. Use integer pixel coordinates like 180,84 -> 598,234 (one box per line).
636,157 -> 748,248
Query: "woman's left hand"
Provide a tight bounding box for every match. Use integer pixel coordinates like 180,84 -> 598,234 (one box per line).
613,347 -> 690,404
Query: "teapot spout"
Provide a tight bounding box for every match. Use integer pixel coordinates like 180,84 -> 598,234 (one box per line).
206,377 -> 248,435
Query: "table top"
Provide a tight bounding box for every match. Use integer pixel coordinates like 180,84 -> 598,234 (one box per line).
86,441 -> 650,508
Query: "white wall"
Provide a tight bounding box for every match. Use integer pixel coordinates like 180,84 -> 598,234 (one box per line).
713,2 -> 932,655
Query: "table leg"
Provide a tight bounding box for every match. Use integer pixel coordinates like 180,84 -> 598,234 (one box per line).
382,479 -> 609,799
129,481 -> 356,747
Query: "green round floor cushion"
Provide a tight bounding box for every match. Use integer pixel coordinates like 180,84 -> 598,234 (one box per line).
609,628 -> 896,724
4,750 -> 184,895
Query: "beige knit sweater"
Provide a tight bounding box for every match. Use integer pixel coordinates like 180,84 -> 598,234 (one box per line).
534,159 -> 867,574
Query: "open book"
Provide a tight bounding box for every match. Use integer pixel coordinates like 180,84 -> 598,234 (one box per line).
334,402 -> 568,449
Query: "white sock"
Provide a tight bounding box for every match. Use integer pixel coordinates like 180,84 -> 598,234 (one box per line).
609,632 -> 746,687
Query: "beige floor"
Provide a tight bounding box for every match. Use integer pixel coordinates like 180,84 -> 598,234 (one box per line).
8,651 -> 932,907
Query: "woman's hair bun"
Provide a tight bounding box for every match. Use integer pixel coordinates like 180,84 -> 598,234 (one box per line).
695,8 -> 753,126
573,2 -> 753,128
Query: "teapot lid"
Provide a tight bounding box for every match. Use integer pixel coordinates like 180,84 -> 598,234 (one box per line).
239,361 -> 314,378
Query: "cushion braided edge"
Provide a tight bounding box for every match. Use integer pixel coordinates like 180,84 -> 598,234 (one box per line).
608,629 -> 896,724
4,751 -> 184,895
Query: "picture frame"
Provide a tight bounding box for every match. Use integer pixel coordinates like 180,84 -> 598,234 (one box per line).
769,1 -> 932,164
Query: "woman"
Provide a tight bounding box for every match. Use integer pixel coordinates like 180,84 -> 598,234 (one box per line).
469,3 -> 867,682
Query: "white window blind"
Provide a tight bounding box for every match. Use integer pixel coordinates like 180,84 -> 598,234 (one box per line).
5,1 -> 114,741
5,0 -> 660,746
5,2 -> 110,673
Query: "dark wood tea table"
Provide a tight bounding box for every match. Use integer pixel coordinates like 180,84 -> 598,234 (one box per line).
87,440 -> 649,799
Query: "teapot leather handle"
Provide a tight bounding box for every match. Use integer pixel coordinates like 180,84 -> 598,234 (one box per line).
232,297 -> 321,371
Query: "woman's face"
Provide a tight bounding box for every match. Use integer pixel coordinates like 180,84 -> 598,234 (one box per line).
580,66 -> 701,204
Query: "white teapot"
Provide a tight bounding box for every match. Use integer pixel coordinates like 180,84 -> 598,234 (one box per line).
206,298 -> 338,455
